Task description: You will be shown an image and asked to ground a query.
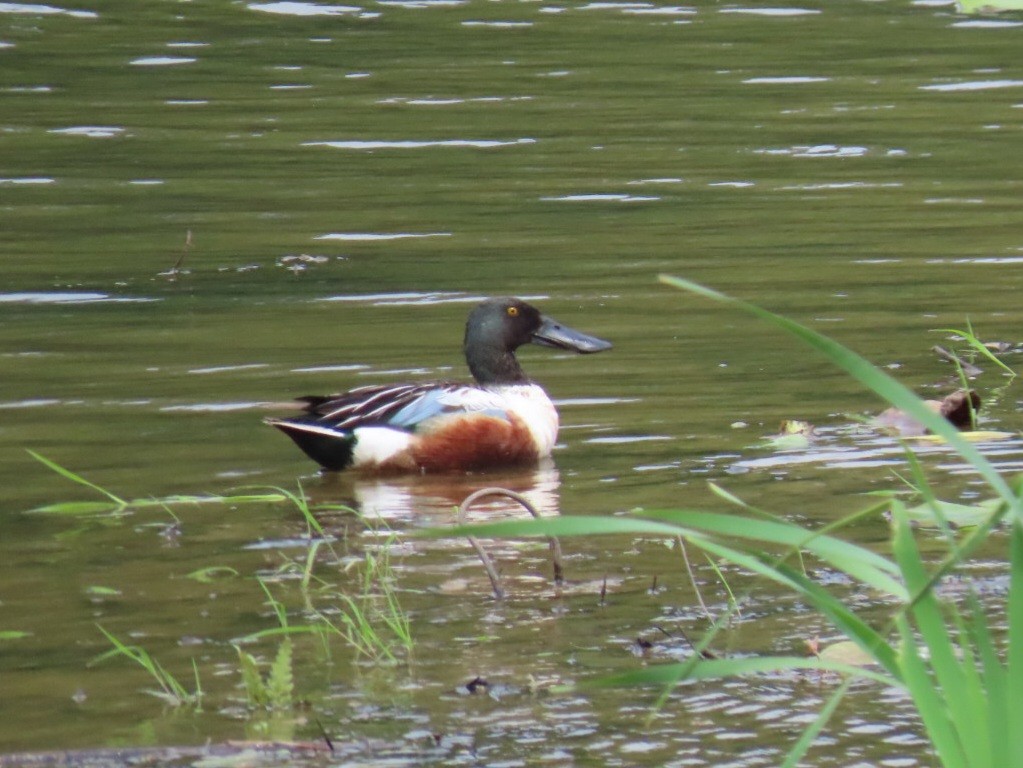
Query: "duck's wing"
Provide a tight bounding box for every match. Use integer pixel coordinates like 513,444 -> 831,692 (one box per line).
298,382 -> 508,431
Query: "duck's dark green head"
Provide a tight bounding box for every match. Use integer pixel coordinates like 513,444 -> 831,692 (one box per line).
464,297 -> 612,384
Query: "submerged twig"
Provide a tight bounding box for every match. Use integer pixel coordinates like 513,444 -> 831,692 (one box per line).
677,536 -> 712,620
457,487 -> 564,600
932,345 -> 983,378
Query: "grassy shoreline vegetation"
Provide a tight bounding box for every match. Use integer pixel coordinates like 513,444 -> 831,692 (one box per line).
429,277 -> 1023,768
22,456 -> 415,743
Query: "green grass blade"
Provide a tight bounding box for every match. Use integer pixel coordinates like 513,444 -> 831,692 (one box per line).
592,655 -> 895,688
1009,520 -> 1023,768
896,616 -> 967,768
967,591 -> 1007,767
26,501 -> 124,515
658,276 -> 1018,513
890,501 -> 986,763
28,450 -> 125,505
425,514 -> 688,540
932,326 -> 1017,377
642,508 -> 906,596
433,511 -> 907,599
781,679 -> 852,768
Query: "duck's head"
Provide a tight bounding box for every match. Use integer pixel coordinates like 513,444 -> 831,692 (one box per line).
464,297 -> 612,384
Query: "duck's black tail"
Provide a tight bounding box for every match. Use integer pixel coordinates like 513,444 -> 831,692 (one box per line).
265,418 -> 356,471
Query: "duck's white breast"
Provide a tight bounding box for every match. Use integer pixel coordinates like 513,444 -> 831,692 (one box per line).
485,384 -> 559,457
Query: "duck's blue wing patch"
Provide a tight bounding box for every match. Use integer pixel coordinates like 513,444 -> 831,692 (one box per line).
388,386 -> 509,429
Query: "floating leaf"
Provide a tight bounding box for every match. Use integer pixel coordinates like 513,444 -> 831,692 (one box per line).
956,1 -> 1023,16
186,566 -> 240,583
903,498 -> 1003,529
84,585 -> 121,597
0,631 -> 31,640
762,420 -> 816,450
905,431 -> 1017,444
816,640 -> 877,667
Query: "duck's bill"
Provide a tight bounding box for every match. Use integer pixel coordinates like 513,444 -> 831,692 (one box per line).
531,316 -> 613,354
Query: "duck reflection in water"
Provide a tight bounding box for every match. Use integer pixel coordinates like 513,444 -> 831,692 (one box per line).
306,459 -> 562,523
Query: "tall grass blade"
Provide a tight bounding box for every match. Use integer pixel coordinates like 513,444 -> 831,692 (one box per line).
781,680 -> 852,768
932,325 -> 1017,378
891,501 -> 985,764
896,616 -> 967,768
28,450 -> 126,506
966,592 -> 1006,767
1009,520 -> 1023,768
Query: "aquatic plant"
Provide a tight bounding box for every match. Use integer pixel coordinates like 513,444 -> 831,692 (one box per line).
25,450 -> 291,516
431,277 -> 1023,768
312,531 -> 414,664
92,626 -> 203,710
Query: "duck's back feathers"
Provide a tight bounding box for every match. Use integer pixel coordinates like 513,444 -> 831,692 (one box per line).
267,382 -> 558,473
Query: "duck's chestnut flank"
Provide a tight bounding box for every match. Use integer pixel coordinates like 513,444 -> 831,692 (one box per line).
266,297 -> 612,473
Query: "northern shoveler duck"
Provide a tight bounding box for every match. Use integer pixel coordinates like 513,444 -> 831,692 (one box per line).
267,297 -> 612,473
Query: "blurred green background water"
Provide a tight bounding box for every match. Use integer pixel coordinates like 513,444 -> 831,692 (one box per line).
1,0 -> 1022,763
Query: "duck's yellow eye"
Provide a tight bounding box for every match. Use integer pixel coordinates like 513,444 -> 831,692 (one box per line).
507,306 -> 519,317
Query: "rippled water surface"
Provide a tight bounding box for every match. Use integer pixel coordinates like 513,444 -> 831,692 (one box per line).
2,0 -> 1022,764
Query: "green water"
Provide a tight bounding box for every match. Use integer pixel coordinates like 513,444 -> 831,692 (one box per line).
2,0 -> 1022,764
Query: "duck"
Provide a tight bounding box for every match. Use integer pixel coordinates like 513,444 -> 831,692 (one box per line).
266,297 -> 612,473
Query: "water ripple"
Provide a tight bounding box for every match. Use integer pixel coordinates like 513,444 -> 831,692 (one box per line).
720,6 -> 820,15
0,177 -> 55,184
0,2 -> 96,18
314,232 -> 451,241
305,138 -> 536,149
129,56 -> 197,66
248,1 -> 363,15
920,79 -> 1023,92
0,291 -> 156,304
48,125 -> 124,138
744,75 -> 830,84
540,193 -> 660,202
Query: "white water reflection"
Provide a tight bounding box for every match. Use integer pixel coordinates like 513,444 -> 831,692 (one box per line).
920,79 -> 1023,92
0,292 -> 156,304
0,2 -> 96,18
541,193 -> 660,202
188,363 -> 270,375
0,177 -> 55,184
743,76 -> 830,84
314,232 -> 451,241
323,460 -> 563,522
720,6 -> 820,15
951,19 -> 1023,28
317,291 -> 549,306
461,20 -> 533,27
378,95 -> 533,105
305,138 -> 536,149
129,56 -> 197,66
248,1 -> 362,15
161,401 -> 269,412
47,126 -> 123,138
754,144 -> 869,158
